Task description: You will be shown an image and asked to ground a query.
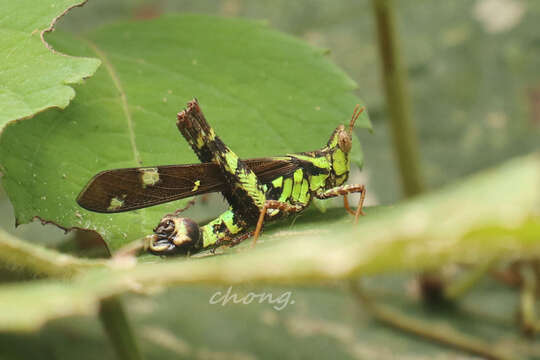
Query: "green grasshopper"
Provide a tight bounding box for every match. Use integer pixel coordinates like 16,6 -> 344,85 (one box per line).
77,99 -> 366,255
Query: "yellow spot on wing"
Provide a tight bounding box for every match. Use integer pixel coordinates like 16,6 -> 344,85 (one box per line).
192,180 -> 200,191
108,197 -> 124,211
140,167 -> 160,188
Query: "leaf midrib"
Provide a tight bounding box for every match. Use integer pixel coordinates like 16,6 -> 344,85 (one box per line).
79,37 -> 152,237
81,38 -> 141,167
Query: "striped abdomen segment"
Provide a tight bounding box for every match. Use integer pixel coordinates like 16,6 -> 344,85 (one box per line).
265,167 -> 329,208
200,208 -> 248,248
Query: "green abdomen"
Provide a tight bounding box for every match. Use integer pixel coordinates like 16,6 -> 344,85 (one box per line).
200,209 -> 247,248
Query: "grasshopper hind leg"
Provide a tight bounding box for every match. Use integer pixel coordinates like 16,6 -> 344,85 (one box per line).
177,100 -> 267,226
149,99 -> 269,255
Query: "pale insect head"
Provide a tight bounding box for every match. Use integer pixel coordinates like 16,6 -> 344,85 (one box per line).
326,104 -> 364,153
147,214 -> 202,255
324,105 -> 365,187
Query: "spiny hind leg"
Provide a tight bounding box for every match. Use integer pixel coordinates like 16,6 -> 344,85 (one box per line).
176,100 -> 266,222
252,200 -> 305,246
177,99 -> 220,164
315,184 -> 366,223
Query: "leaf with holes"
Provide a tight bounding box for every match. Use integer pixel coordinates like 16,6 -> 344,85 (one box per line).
0,0 -> 100,127
0,14 -> 370,251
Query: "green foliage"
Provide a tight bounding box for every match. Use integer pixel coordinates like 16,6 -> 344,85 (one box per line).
0,0 -> 100,127
0,14 -> 369,252
1,3 -> 539,359
355,1 -> 540,202
0,154 -> 538,336
2,282 -> 534,359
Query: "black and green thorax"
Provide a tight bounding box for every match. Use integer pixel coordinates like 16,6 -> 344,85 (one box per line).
262,126 -> 352,214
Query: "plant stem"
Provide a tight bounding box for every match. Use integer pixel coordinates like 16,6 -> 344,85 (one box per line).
350,281 -> 512,360
372,0 -> 424,197
444,257 -> 499,300
99,296 -> 143,360
519,263 -> 539,335
0,228 -> 105,278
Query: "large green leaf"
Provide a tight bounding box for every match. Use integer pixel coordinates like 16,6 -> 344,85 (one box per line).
0,14 -> 370,251
0,153 -> 538,334
0,0 -> 100,127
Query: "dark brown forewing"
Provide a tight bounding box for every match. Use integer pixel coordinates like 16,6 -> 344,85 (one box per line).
76,163 -> 226,213
76,157 -> 299,213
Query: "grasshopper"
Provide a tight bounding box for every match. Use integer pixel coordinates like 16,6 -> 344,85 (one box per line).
77,99 -> 366,255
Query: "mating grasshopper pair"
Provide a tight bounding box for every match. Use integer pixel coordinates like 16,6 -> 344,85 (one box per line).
77,100 -> 366,255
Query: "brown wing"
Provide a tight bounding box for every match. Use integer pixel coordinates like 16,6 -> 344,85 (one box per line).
245,157 -> 300,182
76,157 -> 300,213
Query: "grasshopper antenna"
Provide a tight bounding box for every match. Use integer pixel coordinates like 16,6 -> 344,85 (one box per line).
349,105 -> 365,135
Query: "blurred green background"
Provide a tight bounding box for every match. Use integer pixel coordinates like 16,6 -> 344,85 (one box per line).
56,0 -> 540,201
1,1 -> 539,358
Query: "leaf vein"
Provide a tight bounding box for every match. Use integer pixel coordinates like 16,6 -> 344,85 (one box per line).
82,38 -> 141,166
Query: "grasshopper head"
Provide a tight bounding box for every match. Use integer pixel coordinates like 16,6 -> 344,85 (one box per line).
327,105 -> 364,153
147,215 -> 202,255
325,105 -> 364,185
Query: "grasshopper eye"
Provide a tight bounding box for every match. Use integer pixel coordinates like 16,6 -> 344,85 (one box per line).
156,219 -> 174,233
149,216 -> 201,255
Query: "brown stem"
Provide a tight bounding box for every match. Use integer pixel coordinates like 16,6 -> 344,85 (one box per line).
350,281 -> 512,360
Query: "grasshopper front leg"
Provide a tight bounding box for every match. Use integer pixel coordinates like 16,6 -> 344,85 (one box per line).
315,184 -> 366,223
